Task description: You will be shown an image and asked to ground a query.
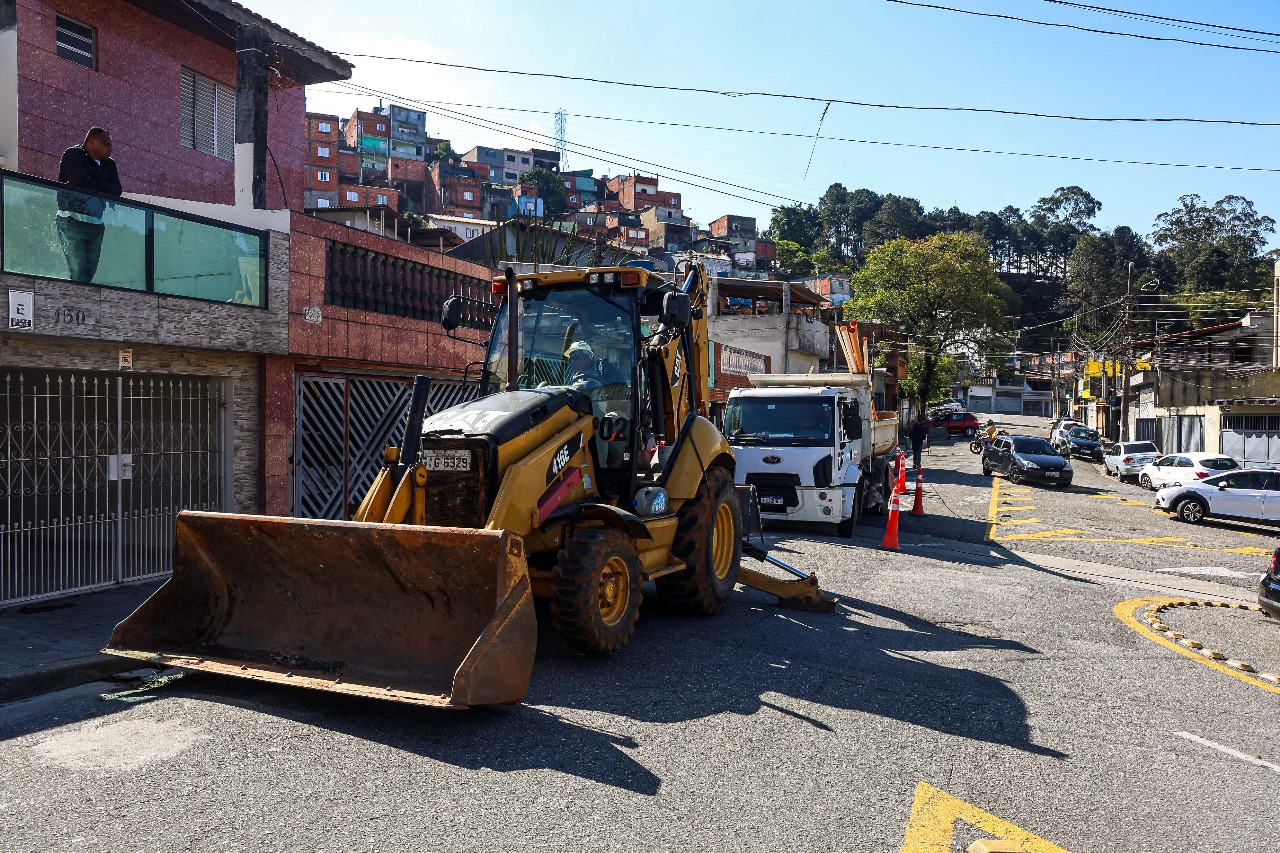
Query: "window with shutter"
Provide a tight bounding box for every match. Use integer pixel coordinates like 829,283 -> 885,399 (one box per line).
56,15 -> 96,70
181,69 -> 235,160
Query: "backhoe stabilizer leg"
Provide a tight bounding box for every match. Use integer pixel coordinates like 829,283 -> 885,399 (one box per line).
737,566 -> 837,612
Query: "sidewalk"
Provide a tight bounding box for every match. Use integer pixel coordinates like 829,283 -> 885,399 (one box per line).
0,581 -> 162,704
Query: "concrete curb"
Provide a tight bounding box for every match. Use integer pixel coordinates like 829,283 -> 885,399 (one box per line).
0,653 -> 139,704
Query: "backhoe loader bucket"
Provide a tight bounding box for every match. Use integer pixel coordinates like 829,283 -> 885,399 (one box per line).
104,511 -> 536,708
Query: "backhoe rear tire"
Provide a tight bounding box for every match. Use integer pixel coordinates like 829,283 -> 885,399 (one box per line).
657,468 -> 742,615
551,527 -> 642,654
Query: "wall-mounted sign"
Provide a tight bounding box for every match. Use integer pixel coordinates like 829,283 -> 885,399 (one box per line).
119,349 -> 134,370
303,307 -> 322,324
8,291 -> 33,330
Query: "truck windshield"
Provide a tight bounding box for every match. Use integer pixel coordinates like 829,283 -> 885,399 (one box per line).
482,286 -> 636,403
723,397 -> 835,446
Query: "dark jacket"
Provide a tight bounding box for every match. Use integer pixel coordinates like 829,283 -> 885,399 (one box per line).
57,146 -> 122,219
908,422 -> 929,445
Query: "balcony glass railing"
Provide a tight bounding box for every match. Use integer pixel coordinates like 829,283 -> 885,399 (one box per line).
0,171 -> 266,308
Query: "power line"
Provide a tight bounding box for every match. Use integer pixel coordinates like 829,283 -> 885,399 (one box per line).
314,89 -> 1280,175
315,51 -> 1280,126
887,0 -> 1280,56
1041,2 -> 1280,41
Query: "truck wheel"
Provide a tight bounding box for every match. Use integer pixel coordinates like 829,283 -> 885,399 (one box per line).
658,468 -> 742,615
551,527 -> 642,654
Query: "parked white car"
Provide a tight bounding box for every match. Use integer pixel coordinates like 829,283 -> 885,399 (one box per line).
1155,469 -> 1280,524
1103,441 -> 1160,481
1137,452 -> 1240,490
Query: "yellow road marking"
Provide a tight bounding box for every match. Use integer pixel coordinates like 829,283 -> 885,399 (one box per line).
1114,598 -> 1280,696
900,782 -> 1072,853
999,497 -> 1035,503
996,532 -> 1271,555
998,505 -> 1038,512
999,487 -> 1032,494
1091,494 -> 1121,500
994,518 -> 1043,526
984,476 -> 1002,542
996,528 -> 1086,541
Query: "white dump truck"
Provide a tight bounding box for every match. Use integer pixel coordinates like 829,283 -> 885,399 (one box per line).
723,371 -> 901,536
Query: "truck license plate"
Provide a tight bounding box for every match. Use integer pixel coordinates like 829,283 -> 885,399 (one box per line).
1044,471 -> 1059,478
760,495 -> 784,506
422,450 -> 471,471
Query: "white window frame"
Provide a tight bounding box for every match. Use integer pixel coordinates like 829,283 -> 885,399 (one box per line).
318,122 -> 332,133
180,68 -> 235,161
376,194 -> 389,206
315,198 -> 331,208
462,190 -> 474,201
346,191 -> 359,202
316,170 -> 330,182
316,146 -> 330,158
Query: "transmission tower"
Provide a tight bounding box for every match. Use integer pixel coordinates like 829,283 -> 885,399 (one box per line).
554,108 -> 569,171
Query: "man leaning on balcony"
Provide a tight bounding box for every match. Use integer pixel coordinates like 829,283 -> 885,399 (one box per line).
57,127 -> 122,283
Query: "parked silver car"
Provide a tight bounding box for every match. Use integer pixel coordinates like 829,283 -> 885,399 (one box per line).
1102,440 -> 1160,482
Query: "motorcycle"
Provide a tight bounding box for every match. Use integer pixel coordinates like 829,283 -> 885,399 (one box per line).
969,429 -> 1009,454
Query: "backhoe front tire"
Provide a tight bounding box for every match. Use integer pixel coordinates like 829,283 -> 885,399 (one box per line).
551,527 -> 642,654
657,468 -> 742,615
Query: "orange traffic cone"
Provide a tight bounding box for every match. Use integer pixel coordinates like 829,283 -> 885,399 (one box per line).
880,483 -> 901,550
911,467 -> 925,516
896,456 -> 908,494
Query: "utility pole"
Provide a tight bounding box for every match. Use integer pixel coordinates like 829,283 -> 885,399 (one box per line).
1119,261 -> 1134,442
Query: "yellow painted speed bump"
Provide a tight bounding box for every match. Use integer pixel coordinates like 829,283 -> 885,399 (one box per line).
1115,597 -> 1280,695
995,518 -> 1043,526
900,782 -> 1071,853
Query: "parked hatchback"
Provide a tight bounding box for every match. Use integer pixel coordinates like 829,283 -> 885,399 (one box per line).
1138,453 -> 1239,490
983,434 -> 1072,486
1103,441 -> 1160,481
1154,469 -> 1280,525
932,411 -> 980,437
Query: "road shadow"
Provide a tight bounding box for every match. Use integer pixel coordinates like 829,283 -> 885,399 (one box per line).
1,582 -> 1066,796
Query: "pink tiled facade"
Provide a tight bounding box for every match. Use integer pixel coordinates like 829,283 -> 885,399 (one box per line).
15,0 -> 305,208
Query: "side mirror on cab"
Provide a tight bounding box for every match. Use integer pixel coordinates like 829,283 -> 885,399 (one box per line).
661,292 -> 691,329
843,402 -> 862,440
441,296 -> 463,332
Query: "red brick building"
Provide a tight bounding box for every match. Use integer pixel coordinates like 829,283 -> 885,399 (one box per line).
303,112 -> 340,207
606,174 -> 660,210
5,0 -> 333,208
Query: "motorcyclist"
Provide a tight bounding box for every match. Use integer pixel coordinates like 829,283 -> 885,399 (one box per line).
984,419 -> 999,442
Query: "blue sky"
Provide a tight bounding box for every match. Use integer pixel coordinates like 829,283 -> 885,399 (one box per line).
274,0 -> 1280,245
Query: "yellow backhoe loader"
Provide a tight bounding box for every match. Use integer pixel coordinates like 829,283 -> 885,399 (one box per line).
105,262 -> 833,708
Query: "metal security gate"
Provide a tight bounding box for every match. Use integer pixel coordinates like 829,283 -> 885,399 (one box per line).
1221,414 -> 1280,466
1160,415 -> 1204,454
1,370 -> 225,605
293,374 -> 478,519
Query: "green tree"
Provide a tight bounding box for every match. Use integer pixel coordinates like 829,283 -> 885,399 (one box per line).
429,141 -> 461,164
768,204 -> 822,249
1152,194 -> 1275,294
517,166 -> 569,218
774,239 -> 814,278
1029,186 -> 1101,279
845,233 -> 1009,414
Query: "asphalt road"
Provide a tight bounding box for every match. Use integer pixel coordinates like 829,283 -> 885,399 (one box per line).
2,416 -> 1278,852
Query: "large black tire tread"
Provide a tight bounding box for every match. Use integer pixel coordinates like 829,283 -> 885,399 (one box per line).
836,481 -> 862,537
657,468 -> 742,615
550,527 -> 642,654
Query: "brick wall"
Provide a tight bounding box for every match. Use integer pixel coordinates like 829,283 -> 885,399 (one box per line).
336,185 -> 399,209
0,332 -> 260,512
15,0 -> 305,209
286,212 -> 491,371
